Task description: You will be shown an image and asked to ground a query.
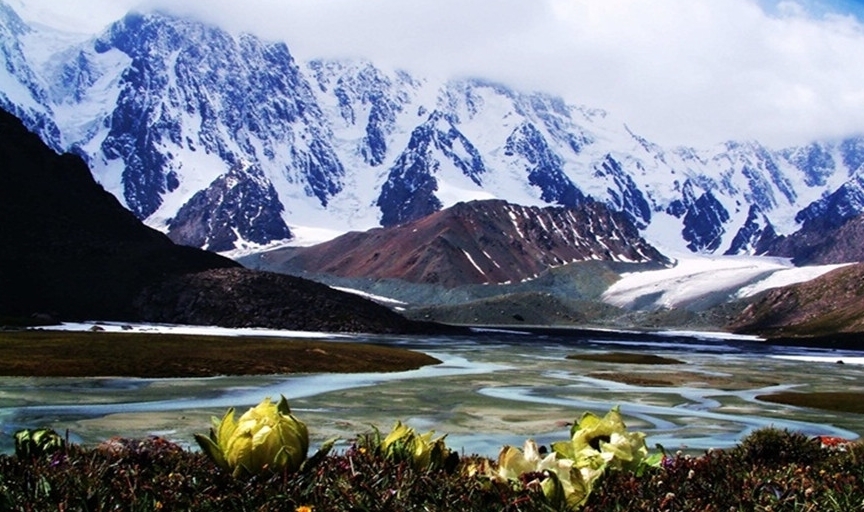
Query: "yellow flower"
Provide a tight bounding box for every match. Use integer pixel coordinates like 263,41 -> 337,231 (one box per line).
377,421 -> 455,471
493,439 -> 594,510
552,406 -> 649,472
195,396 -> 309,477
295,506 -> 313,512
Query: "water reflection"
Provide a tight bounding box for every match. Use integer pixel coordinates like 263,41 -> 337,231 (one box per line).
1,327 -> 862,457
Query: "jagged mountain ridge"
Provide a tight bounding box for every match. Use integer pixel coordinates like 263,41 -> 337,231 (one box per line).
4,3 -> 864,258
261,199 -> 669,287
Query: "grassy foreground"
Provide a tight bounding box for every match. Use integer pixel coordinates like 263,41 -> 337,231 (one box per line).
0,330 -> 440,377
1,429 -> 862,511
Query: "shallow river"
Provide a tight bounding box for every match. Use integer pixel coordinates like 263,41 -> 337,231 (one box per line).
1,327 -> 863,458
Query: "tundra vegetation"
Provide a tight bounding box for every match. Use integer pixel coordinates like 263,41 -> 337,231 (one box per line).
2,398 -> 862,511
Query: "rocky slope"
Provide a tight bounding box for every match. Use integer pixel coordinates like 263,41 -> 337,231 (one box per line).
0,107 -> 446,334
0,106 -> 236,321
132,267 -> 441,333
761,212 -> 864,265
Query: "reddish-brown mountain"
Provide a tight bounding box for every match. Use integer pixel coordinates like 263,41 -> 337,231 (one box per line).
270,199 -> 669,288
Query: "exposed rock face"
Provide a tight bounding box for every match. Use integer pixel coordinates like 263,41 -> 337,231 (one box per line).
167,162 -> 292,252
666,181 -> 731,253
725,205 -> 778,256
274,199 -> 670,288
762,213 -> 864,265
0,107 -> 447,333
10,4 -> 864,255
92,11 -> 345,220
728,262 -> 864,339
377,111 -> 486,227
503,122 -> 585,209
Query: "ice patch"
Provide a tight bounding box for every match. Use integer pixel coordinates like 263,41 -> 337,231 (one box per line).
772,355 -> 864,366
41,322 -> 346,339
602,254 -> 793,309
735,263 -> 852,298
330,286 -> 407,306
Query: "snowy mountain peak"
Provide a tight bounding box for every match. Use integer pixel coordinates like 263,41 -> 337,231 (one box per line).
5,1 -> 864,257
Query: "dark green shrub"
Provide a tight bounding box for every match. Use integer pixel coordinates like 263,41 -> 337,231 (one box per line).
739,427 -> 824,466
2,428 -> 862,511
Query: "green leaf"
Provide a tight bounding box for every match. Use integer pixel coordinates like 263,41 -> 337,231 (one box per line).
540,470 -> 567,508
276,395 -> 292,416
194,433 -> 229,472
300,437 -> 338,473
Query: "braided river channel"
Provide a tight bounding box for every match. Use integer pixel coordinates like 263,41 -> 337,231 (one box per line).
1,326 -> 863,457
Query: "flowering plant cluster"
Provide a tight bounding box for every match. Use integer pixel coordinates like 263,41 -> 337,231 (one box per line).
7,416 -> 861,511
489,406 -> 661,509
363,420 -> 459,473
13,427 -> 66,460
192,397 -> 660,509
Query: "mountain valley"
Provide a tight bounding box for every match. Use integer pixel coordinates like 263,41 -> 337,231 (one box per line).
1,1 -> 864,343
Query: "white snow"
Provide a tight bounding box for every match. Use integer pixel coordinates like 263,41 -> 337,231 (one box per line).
330,286 -> 407,305
735,263 -> 852,299
482,250 -> 501,268
602,254 -> 847,310
282,225 -> 347,247
772,355 -> 864,366
42,322 -> 345,339
653,329 -> 763,342
6,3 -> 864,259
462,249 -> 486,276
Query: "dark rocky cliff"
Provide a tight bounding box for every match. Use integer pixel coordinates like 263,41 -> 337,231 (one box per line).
0,107 -> 236,321
0,107 -> 444,334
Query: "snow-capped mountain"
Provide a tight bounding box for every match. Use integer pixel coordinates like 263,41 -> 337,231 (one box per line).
3,2 -> 864,258
0,1 -> 62,151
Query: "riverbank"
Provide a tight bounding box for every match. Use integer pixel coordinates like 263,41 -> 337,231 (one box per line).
0,329 -> 440,378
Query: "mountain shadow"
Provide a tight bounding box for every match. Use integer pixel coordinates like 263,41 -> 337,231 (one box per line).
0,107 -> 447,334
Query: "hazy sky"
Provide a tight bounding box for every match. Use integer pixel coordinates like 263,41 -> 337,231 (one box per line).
12,0 -> 864,148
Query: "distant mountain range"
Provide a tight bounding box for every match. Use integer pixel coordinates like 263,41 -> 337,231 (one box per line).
3,1 -> 864,263
3,2 -> 864,345
1,102 -> 861,343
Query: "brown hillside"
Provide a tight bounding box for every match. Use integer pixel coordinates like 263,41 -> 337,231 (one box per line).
765,213 -> 864,265
729,262 -> 864,339
276,199 -> 669,287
